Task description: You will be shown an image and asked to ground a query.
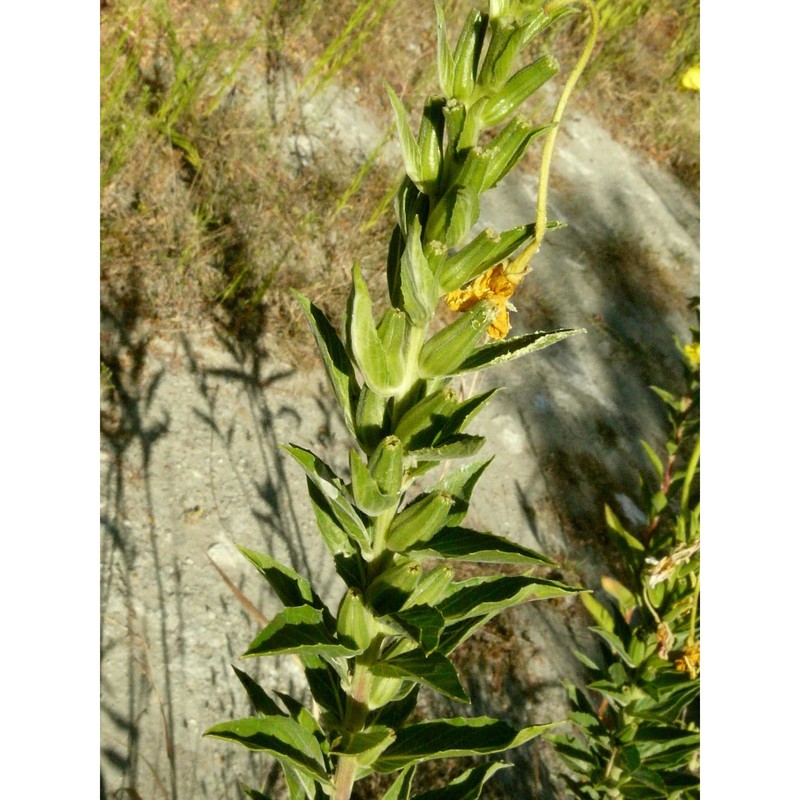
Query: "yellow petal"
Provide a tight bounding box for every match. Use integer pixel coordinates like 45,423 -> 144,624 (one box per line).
680,65 -> 700,92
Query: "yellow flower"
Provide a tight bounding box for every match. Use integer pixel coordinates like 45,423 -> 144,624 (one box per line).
674,641 -> 700,679
683,341 -> 700,368
445,262 -> 525,339
680,65 -> 700,92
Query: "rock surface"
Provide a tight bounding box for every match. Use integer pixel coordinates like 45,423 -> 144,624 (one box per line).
100,68 -> 699,800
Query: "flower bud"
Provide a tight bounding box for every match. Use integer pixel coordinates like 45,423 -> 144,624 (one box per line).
368,435 -> 404,499
393,388 -> 459,450
481,55 -> 559,127
452,8 -> 488,102
424,184 -> 480,248
366,558 -> 422,613
386,492 -> 455,553
337,588 -> 379,651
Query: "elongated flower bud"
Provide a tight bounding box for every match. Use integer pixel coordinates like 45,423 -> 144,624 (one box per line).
481,55 -> 559,127
386,492 -> 455,552
418,300 -> 497,379
355,384 -> 388,455
377,308 -> 408,388
393,388 -> 459,450
366,559 -> 422,612
480,117 -> 549,191
401,564 -> 455,609
368,435 -> 404,499
425,185 -> 480,248
337,588 -> 379,651
452,8 -> 487,102
477,17 -> 516,90
350,449 -> 395,517
417,96 -> 446,195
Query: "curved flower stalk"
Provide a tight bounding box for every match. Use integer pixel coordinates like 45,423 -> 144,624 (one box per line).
205,3 -> 598,799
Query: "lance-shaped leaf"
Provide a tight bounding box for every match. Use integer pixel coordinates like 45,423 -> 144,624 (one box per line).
332,725 -> 396,768
451,328 -> 585,375
390,603 -> 446,654
306,479 -> 360,575
387,85 -> 422,187
239,547 -> 333,621
372,650 -> 469,703
407,527 -> 556,566
413,761 -> 512,800
305,659 -> 347,723
437,574 -> 581,622
438,387 -> 501,439
481,55 -> 559,127
244,605 -> 362,659
232,666 -> 286,718
372,716 -> 559,773
348,262 -> 397,396
433,1 -> 454,96
283,444 -> 372,554
291,290 -> 358,435
427,457 -> 493,527
204,716 -> 332,786
381,765 -> 416,800
400,216 -> 439,325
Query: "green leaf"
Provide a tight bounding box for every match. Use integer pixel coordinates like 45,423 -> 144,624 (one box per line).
400,216 -> 439,324
433,1 -> 454,96
204,716 -> 331,786
425,184 -> 481,248
451,7 -> 486,101
479,118 -> 550,190
381,765 -> 416,800
390,604 -> 446,654
348,262 -> 396,396
427,457 -> 493,527
588,626 -> 636,667
283,444 -> 372,554
306,479 -> 357,560
407,526 -> 556,566
231,666 -> 286,718
238,547 -> 332,620
373,650 -> 469,703
387,85 -> 422,186
244,605 -> 362,659
405,435 -> 486,464
581,591 -> 614,633
412,761 -> 511,800
291,290 -> 359,435
305,660 -> 347,723
605,505 -> 645,552
640,440 -> 664,482
437,574 -> 580,622
452,329 -> 584,375
372,716 -> 558,773
350,448 -> 396,516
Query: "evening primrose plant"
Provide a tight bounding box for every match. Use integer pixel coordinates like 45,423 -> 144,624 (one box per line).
205,2 -> 600,798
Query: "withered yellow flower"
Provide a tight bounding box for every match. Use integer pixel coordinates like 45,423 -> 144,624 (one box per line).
674,641 -> 700,679
445,262 -> 526,339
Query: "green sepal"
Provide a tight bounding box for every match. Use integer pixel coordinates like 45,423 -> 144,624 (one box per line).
393,388 -> 460,450
400,216 -> 439,324
350,448 -> 396,516
355,383 -> 389,455
283,444 -> 372,555
417,96 -> 446,195
203,716 -> 332,786
244,605 -> 362,659
372,650 -> 469,703
418,300 -> 497,379
406,526 -> 556,566
438,223 -> 535,292
291,290 -> 359,436
443,98 -> 466,159
424,184 -> 480,248
451,7 -> 487,102
433,1 -> 454,97
368,435 -> 405,498
348,262 -> 397,396
481,55 -> 559,127
387,85 -> 422,187
477,16 -> 516,90
412,761 -> 512,800
372,717 -> 559,773
451,328 -> 585,375
386,491 -> 456,552
480,117 -> 550,190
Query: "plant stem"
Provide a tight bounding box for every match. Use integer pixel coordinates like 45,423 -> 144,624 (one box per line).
333,660 -> 375,800
507,0 -> 599,276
